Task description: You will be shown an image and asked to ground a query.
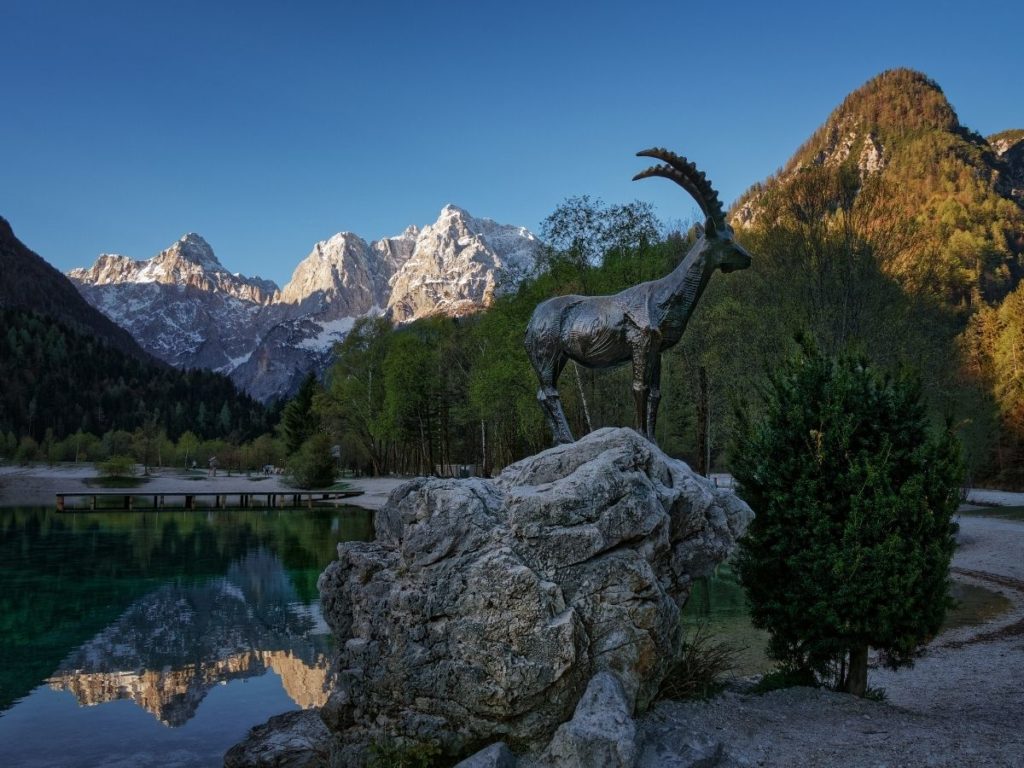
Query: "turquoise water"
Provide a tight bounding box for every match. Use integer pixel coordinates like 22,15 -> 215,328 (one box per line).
0,505 -> 373,768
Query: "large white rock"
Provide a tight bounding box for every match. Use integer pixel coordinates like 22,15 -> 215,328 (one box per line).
316,427 -> 752,765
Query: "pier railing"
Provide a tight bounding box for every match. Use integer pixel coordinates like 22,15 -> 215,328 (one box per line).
55,489 -> 362,511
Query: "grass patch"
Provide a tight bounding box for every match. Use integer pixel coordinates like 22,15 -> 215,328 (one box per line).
863,686 -> 887,702
960,505 -> 1024,522
367,738 -> 443,768
659,622 -> 741,701
750,666 -> 819,694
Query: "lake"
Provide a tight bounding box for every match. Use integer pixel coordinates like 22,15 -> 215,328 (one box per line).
2,504 -> 1009,767
0,505 -> 373,768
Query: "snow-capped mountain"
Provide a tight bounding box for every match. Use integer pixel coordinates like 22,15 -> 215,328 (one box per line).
69,234 -> 280,373
387,205 -> 539,322
68,208 -> 540,401
69,233 -> 279,303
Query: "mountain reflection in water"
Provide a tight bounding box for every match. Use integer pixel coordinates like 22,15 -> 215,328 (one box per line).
47,549 -> 332,726
0,505 -> 372,768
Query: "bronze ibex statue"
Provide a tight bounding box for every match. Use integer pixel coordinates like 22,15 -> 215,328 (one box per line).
525,148 -> 752,445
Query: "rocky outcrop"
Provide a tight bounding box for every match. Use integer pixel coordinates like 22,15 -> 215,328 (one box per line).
536,672 -> 638,768
990,130 -> 1024,204
311,427 -> 751,765
224,710 -> 332,768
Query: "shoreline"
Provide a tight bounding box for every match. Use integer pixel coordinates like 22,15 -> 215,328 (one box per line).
0,462 -> 409,511
5,463 -> 1024,765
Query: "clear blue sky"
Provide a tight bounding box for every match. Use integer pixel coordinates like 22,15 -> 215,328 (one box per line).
2,0 -> 1022,287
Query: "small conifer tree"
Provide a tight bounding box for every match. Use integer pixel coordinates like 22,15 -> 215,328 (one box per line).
733,339 -> 962,695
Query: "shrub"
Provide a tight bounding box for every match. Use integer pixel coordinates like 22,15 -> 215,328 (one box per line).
733,339 -> 962,696
98,455 -> 136,478
286,433 -> 336,488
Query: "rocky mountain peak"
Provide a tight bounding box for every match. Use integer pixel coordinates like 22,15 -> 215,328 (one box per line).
172,232 -> 221,270
731,69 -> 977,230
386,205 -> 541,322
279,232 -> 378,310
783,69 -> 958,177
990,130 -> 1024,205
69,234 -> 279,304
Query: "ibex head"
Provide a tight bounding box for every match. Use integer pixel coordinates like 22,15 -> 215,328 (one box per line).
633,148 -> 752,274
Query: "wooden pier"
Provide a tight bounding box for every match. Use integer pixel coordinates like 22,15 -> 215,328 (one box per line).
55,489 -> 363,512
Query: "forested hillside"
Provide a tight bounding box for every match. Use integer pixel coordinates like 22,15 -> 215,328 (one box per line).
293,71 -> 1024,486
731,69 -> 1024,484
0,308 -> 273,449
0,216 -> 146,358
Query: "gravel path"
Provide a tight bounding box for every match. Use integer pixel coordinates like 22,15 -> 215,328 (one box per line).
639,512 -> 1024,767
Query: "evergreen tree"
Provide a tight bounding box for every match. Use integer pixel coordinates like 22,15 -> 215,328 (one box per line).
281,373 -> 322,454
732,339 -> 963,695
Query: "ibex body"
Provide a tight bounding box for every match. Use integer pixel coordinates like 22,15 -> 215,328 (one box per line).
526,148 -> 752,445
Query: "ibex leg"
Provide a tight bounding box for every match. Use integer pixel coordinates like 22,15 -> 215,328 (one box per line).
646,355 -> 662,443
538,387 -> 574,445
631,334 -> 659,441
530,348 -> 574,445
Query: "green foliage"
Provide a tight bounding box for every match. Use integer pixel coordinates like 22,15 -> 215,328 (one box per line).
732,340 -> 963,694
281,373 -> 322,454
539,196 -> 660,272
731,69 -> 1024,481
658,622 -> 739,701
286,433 -> 336,488
366,738 -> 443,768
98,455 -> 136,478
750,666 -> 820,694
317,317 -> 392,474
14,436 -> 39,464
0,308 -> 273,443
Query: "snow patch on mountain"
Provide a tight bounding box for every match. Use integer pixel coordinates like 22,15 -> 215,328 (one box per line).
297,316 -> 361,351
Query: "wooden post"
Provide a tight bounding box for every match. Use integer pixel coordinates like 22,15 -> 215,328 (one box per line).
56,495 -> 64,512
91,495 -> 97,511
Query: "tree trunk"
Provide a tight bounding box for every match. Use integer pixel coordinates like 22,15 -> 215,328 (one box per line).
696,366 -> 711,476
573,363 -> 593,434
845,644 -> 869,696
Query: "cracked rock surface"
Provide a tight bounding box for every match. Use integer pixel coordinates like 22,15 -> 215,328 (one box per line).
317,427 -> 752,765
